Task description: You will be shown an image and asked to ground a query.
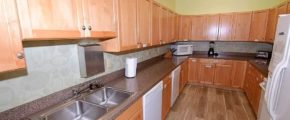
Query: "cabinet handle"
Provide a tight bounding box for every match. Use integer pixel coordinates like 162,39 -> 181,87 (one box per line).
16,52 -> 24,59
205,65 -> 212,68
88,26 -> 92,31
82,26 -> 86,30
164,84 -> 167,89
191,59 -> 197,62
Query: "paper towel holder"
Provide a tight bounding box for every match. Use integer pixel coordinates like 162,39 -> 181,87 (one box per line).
78,44 -> 105,78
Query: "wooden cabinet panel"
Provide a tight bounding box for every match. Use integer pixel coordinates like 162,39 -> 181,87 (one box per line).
137,0 -> 151,47
180,60 -> 188,91
191,15 -> 205,40
168,12 -> 175,42
0,0 -> 26,72
218,13 -> 234,41
179,16 -> 191,40
266,8 -> 278,42
16,0 -> 83,39
175,15 -> 180,40
250,10 -> 269,41
231,61 -> 247,88
118,0 -> 138,50
288,2 -> 290,14
204,15 -> 220,40
116,98 -> 143,120
198,59 -> 215,84
233,12 -> 252,41
162,75 -> 172,120
152,2 -> 161,45
188,58 -> 199,83
161,8 -> 168,44
278,3 -> 288,15
83,0 -> 117,37
214,60 -> 233,86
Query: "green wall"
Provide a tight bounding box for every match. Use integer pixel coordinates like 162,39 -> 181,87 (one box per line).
155,0 -> 176,11
156,0 -> 287,15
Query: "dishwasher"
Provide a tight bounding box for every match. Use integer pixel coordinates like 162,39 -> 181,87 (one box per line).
171,66 -> 181,107
143,81 -> 163,120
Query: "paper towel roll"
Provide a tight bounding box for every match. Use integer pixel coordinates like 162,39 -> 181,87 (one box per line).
125,57 -> 137,78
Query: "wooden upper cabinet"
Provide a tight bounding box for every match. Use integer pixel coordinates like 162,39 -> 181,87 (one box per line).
204,15 -> 220,40
250,10 -> 269,41
232,12 -> 252,41
218,13 -> 234,41
16,0 -> 116,40
188,58 -> 199,83
161,8 -> 168,44
179,16 -> 191,40
82,0 -> 117,38
152,2 -> 161,45
288,2 -> 290,14
0,0 -> 26,72
214,60 -> 233,86
277,3 -> 288,15
16,0 -> 83,40
137,0 -> 151,47
191,15 -> 205,40
168,11 -> 175,42
118,0 -> 138,50
198,59 -> 215,84
266,8 -> 278,42
175,15 -> 180,40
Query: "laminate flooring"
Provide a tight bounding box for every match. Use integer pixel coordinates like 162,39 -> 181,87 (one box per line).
166,85 -> 256,120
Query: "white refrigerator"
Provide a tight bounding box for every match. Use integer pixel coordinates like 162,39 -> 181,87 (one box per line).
261,15 -> 290,120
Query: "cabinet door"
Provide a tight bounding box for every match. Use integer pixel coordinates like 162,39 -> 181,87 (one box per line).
180,60 -> 188,91
214,60 -> 233,86
250,10 -> 269,41
278,3 -> 288,15
188,58 -> 199,83
233,12 -> 252,41
162,75 -> 172,120
116,98 -> 143,120
118,0 -> 138,50
82,0 -> 117,38
266,8 -> 278,42
288,2 -> 290,14
218,13 -> 234,41
168,11 -> 175,42
161,8 -> 168,44
137,0 -> 151,47
191,15 -> 205,40
152,2 -> 161,45
198,59 -> 215,84
175,15 -> 180,40
204,15 -> 220,40
179,16 -> 191,40
0,0 -> 26,72
16,0 -> 83,40
231,61 -> 247,88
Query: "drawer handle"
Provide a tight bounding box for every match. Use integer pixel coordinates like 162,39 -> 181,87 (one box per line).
164,84 -> 167,89
16,52 -> 25,59
205,65 -> 212,68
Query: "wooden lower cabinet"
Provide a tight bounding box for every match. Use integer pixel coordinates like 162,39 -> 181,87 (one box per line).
162,75 -> 172,120
214,60 -> 233,86
198,59 -> 215,84
188,58 -> 199,83
180,60 -> 188,92
231,61 -> 247,88
116,98 -> 143,120
244,63 -> 264,115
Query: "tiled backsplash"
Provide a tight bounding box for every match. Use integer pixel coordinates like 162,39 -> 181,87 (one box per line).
0,44 -> 170,113
178,41 -> 273,53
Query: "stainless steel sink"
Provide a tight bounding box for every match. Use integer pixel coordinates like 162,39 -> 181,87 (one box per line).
42,101 -> 107,120
83,87 -> 132,108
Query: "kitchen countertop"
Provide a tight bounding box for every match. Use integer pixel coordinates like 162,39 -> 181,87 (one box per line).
188,54 -> 269,77
96,56 -> 188,120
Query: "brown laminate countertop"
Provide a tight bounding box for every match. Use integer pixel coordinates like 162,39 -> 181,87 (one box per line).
188,54 -> 269,77
96,56 -> 188,120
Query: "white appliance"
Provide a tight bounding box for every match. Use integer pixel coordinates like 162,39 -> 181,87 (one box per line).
125,57 -> 137,78
171,66 -> 181,107
261,15 -> 290,120
171,44 -> 193,56
143,81 -> 163,120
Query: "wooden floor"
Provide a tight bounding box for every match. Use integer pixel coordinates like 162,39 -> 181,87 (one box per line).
166,85 -> 256,120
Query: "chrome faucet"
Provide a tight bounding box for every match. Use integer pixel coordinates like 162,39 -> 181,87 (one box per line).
73,83 -> 104,96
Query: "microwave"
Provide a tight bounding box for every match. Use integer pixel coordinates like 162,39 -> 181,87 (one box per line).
171,44 -> 193,56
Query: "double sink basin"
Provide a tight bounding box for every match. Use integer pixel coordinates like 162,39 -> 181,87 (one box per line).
38,87 -> 133,120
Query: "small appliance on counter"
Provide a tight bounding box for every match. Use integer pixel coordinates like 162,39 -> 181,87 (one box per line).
170,44 -> 193,56
256,51 -> 272,59
125,57 -> 137,78
208,41 -> 215,56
